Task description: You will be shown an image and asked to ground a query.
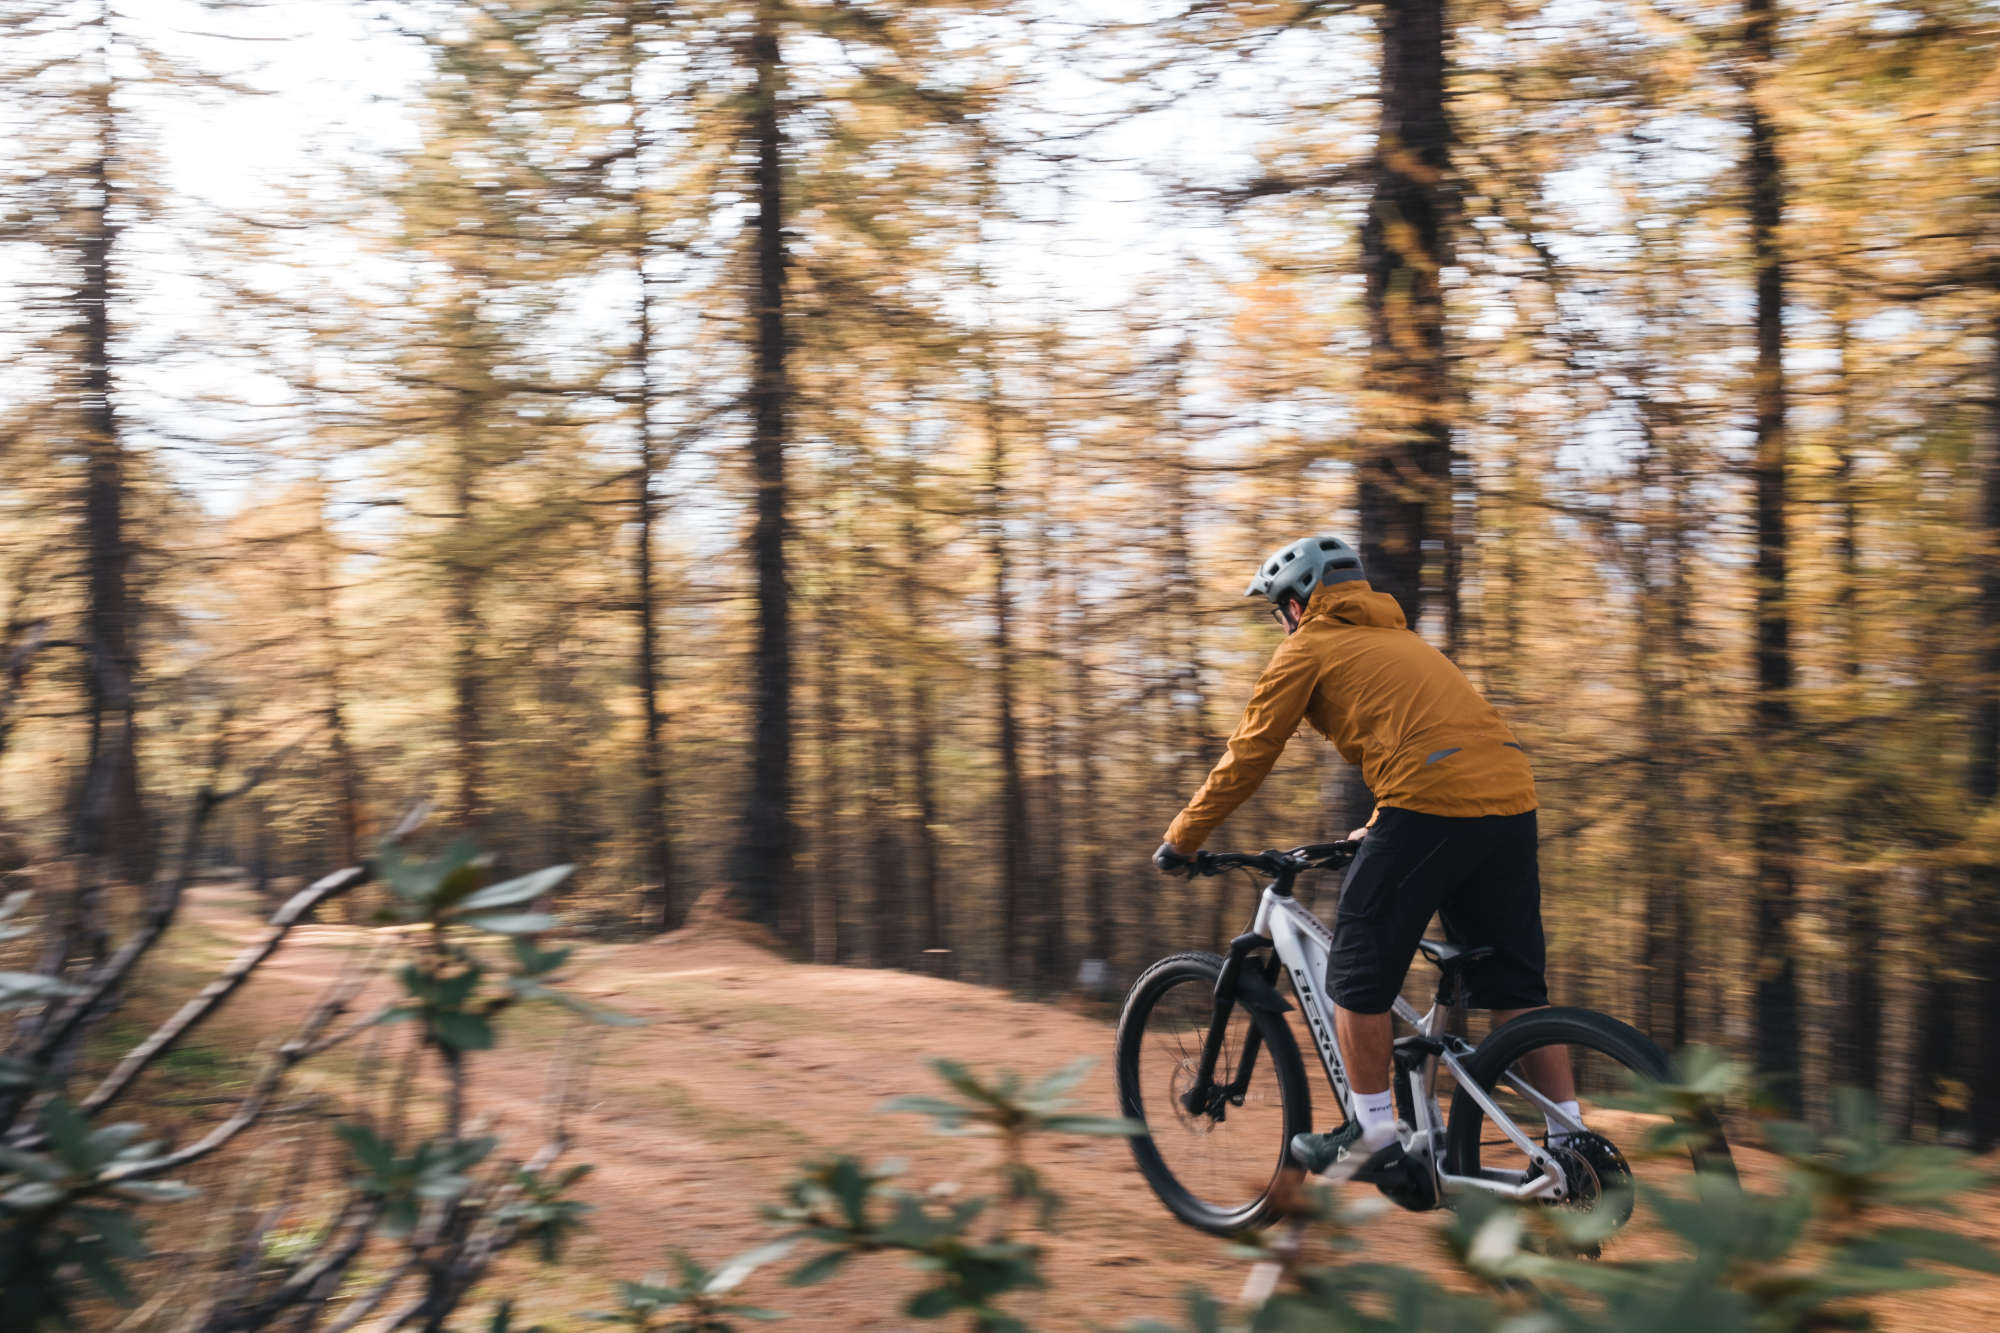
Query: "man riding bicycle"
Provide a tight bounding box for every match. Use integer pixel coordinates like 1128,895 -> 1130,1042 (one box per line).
1152,535 -> 1578,1187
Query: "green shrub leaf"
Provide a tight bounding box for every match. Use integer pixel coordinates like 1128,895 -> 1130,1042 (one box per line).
786,1248 -> 851,1287
458,911 -> 557,936
457,865 -> 574,914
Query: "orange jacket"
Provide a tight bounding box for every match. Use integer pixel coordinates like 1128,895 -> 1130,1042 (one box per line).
1164,580 -> 1536,851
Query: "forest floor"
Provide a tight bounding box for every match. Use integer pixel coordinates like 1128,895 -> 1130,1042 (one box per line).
150,881 -> 2000,1332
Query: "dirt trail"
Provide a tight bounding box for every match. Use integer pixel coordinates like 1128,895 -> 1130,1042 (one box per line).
180,884 -> 1999,1331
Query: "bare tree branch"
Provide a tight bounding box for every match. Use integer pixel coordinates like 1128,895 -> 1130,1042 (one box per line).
199,1199 -> 382,1333
102,942 -> 385,1181
77,864 -> 370,1118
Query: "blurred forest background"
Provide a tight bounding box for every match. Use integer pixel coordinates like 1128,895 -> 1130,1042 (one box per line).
2,0 -> 1997,1150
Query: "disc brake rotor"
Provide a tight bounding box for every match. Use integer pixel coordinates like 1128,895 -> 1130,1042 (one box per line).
1529,1131 -> 1636,1257
1557,1130 -> 1635,1227
1167,1058 -> 1218,1134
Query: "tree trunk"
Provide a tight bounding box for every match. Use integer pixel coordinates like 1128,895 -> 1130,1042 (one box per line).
1355,0 -> 1453,630
1444,450 -> 1470,662
1666,444 -> 1697,1052
1971,307 -> 2000,1148
1338,0 -> 1453,836
1633,508 -> 1681,1044
539,625 -> 584,872
899,486 -> 947,975
1073,621 -> 1110,972
988,384 -> 1031,987
974,156 -> 1034,988
71,17 -> 152,885
312,478 -> 361,868
1153,342 -> 1220,950
1033,442 -> 1067,989
731,0 -> 794,932
451,412 -> 482,833
1831,302 -> 1880,1097
1493,464 -> 1524,707
1910,500 -> 1957,1137
812,581 -> 844,965
1745,0 -> 1800,1115
1631,231 -> 1697,1051
868,659 -> 907,970
1055,489 -> 1109,977
629,69 -> 675,927
1834,308 -> 1863,687
1165,487 -> 1222,949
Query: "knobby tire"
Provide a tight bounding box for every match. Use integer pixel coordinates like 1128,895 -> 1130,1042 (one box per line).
1115,951 -> 1312,1235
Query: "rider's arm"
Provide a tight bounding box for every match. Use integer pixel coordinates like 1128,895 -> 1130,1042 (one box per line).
1163,637 -> 1321,853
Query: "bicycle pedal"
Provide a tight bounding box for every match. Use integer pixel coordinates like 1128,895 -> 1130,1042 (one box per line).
1365,1144 -> 1440,1213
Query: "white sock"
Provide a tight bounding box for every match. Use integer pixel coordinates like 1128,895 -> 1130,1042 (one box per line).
1354,1089 -> 1399,1150
1546,1099 -> 1584,1139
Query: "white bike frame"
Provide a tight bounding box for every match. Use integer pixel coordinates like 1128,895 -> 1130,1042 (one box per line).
1251,886 -> 1578,1201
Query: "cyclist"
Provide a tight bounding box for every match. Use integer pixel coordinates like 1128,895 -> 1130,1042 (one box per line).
1152,535 -> 1578,1187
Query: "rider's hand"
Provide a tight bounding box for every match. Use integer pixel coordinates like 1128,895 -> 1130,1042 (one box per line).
1153,841 -> 1195,878
1347,826 -> 1370,841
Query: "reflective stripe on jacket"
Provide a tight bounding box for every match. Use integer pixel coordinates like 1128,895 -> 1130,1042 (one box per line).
1163,579 -> 1536,852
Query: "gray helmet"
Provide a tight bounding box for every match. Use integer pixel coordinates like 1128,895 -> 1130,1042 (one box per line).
1244,534 -> 1366,607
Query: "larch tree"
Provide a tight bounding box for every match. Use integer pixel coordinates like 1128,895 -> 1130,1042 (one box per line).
1357,0 -> 1454,631
730,0 -> 796,931
1744,0 -> 1801,1114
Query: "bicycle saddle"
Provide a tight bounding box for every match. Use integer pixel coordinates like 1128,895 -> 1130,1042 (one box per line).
1416,938 -> 1494,968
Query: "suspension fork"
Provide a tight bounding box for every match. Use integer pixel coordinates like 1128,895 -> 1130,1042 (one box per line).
1184,934 -> 1280,1117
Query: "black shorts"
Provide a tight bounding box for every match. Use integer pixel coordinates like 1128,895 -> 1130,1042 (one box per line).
1327,806 -> 1548,1013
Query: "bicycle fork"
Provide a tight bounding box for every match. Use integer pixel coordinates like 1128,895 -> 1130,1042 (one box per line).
1183,934 -> 1283,1120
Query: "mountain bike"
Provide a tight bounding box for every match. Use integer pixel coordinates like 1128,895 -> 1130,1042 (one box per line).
1114,841 -> 1733,1241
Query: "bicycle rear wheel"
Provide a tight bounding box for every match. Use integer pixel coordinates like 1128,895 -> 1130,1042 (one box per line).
1115,951 -> 1311,1234
1443,1007 -> 1734,1258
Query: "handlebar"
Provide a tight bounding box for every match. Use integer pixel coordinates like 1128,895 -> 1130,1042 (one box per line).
1188,840 -> 1359,880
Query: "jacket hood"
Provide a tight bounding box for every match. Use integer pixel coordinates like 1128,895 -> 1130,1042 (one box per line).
1302,579 -> 1406,630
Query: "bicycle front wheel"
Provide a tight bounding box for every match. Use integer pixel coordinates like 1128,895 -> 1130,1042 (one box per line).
1115,951 -> 1311,1235
1443,1006 -> 1734,1258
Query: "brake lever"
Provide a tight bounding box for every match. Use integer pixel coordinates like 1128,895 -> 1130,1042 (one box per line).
1286,840 -> 1358,867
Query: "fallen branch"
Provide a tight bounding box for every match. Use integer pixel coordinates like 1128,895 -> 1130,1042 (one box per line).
15,729 -> 301,1084
199,1198 -> 382,1333
78,865 -> 370,1118
102,940 -> 386,1181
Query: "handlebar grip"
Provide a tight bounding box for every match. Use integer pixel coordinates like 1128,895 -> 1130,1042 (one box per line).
1176,842 -> 1356,879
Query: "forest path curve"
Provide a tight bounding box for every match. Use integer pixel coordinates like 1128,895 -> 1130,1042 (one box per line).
182,883 -> 1998,1332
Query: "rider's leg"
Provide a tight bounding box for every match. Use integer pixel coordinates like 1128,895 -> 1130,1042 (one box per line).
1288,1002 -> 1400,1173
1493,1005 -> 1580,1133
1336,1004 -> 1394,1095
1448,812 -> 1581,1137
1292,810 -> 1477,1174
1334,1003 -> 1398,1149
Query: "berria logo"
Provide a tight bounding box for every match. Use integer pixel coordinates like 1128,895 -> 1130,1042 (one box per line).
1288,964 -> 1348,1100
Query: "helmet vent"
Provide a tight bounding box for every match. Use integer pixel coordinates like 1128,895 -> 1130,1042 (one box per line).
1251,535 -> 1364,609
